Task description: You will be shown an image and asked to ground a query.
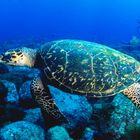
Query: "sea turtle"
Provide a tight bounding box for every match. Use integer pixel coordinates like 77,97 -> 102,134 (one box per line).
0,39 -> 140,127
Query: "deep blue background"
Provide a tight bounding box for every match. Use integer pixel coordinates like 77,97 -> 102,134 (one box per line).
0,0 -> 140,44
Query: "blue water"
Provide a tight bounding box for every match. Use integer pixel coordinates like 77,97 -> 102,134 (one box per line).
0,0 -> 140,44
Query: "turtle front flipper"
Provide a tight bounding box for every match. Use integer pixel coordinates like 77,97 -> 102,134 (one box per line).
123,83 -> 140,108
30,77 -> 68,128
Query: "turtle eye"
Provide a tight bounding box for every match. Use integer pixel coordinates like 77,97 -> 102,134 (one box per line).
11,55 -> 16,58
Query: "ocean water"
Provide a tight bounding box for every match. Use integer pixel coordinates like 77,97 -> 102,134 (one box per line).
0,0 -> 140,140
0,0 -> 140,44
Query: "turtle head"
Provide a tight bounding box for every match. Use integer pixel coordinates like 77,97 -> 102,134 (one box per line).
0,47 -> 37,67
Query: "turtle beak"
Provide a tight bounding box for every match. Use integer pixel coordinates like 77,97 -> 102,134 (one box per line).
0,53 -> 10,64
0,54 -> 4,63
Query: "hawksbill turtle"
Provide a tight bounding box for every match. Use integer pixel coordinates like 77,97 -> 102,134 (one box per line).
0,39 -> 140,127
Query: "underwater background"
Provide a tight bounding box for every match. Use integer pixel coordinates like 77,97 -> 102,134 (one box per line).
0,0 -> 140,140
0,0 -> 140,44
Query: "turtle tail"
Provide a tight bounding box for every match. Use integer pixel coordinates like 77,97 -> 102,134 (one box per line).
123,83 -> 140,108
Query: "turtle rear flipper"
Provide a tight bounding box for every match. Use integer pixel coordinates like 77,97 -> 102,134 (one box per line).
30,77 -> 68,128
123,83 -> 140,108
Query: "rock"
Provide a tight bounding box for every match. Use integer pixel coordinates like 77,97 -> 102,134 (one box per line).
46,126 -> 72,140
49,86 -> 93,128
0,67 -> 40,92
0,121 -> 45,140
91,93 -> 140,139
89,96 -> 114,110
23,108 -> 44,127
19,81 -> 32,101
8,66 -> 40,79
2,80 -> 19,105
94,132 -> 117,140
122,123 -> 140,140
109,94 -> 140,137
0,72 -> 31,92
0,63 -> 9,74
19,81 -> 36,108
80,127 -> 95,140
0,104 -> 24,127
0,81 -> 8,105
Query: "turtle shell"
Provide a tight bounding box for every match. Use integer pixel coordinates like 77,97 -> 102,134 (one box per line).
38,40 -> 140,97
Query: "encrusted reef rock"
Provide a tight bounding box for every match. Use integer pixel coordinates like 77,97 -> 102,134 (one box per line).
0,121 -> 46,140
49,86 -> 93,128
8,66 -> 40,79
109,94 -> 140,139
90,93 -> 140,140
23,108 -> 44,127
0,81 -> 7,104
0,63 -> 9,74
19,81 -> 32,101
46,126 -> 73,140
19,81 -> 36,108
0,104 -> 25,127
80,127 -> 95,140
2,80 -> 19,105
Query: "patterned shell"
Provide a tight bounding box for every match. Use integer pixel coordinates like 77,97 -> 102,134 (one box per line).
38,40 -> 140,97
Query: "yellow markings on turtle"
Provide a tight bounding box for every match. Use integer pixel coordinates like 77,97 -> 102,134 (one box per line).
90,56 -> 95,75
103,48 -> 119,88
52,72 -> 56,77
87,78 -> 92,81
128,59 -> 134,63
104,73 -> 109,77
83,70 -> 88,73
104,87 -> 116,94
5,50 -> 34,67
47,55 -> 52,59
136,66 -> 140,73
80,78 -> 85,82
71,78 -> 77,85
117,81 -> 122,86
69,72 -> 73,76
60,66 -> 64,71
58,65 -> 64,72
90,82 -> 96,89
132,77 -> 136,81
124,74 -> 129,78
69,78 -> 73,82
81,59 -> 88,64
60,49 -> 65,52
121,77 -> 126,81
